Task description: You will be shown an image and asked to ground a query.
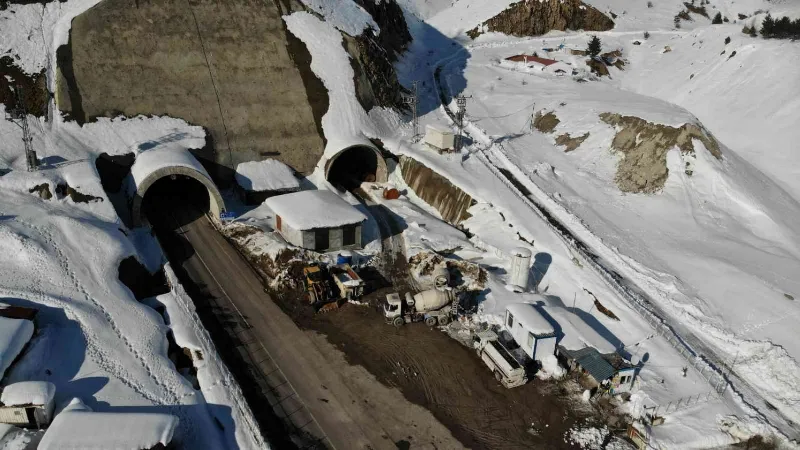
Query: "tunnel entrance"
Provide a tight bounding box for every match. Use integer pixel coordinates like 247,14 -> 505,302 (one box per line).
141,175 -> 212,229
325,145 -> 387,191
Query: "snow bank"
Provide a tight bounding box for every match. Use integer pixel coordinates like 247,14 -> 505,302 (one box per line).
0,381 -> 55,407
0,317 -> 33,379
38,408 -> 179,450
283,12 -> 382,165
235,159 -> 299,192
265,190 -> 366,230
297,0 -> 379,36
130,148 -> 213,187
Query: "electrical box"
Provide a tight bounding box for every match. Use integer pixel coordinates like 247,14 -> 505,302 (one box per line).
424,125 -> 455,151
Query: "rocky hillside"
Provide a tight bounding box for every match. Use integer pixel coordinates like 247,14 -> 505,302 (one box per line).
468,0 -> 614,38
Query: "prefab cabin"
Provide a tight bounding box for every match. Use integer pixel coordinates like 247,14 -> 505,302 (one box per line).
266,190 -> 367,252
0,381 -> 55,428
504,303 -> 557,363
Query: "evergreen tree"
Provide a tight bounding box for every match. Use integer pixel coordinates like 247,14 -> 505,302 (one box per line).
587,35 -> 602,57
776,16 -> 791,38
712,12 -> 723,24
761,13 -> 775,37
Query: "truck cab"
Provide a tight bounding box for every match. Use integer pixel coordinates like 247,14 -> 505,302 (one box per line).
383,293 -> 404,327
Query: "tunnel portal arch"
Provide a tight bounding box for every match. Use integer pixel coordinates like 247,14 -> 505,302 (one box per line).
129,150 -> 224,227
324,144 -> 388,191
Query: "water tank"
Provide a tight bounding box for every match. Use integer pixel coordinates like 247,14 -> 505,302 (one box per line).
508,247 -> 532,292
336,251 -> 353,265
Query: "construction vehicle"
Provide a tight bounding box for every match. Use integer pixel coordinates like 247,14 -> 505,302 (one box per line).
472,330 -> 528,388
330,263 -> 365,301
303,263 -> 365,312
303,264 -> 337,312
383,289 -> 456,327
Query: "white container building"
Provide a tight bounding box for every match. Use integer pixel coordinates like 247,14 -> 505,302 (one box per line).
424,125 -> 455,151
504,303 -> 557,362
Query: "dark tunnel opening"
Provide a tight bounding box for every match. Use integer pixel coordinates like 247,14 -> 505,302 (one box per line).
326,146 -> 381,191
142,175 -> 211,230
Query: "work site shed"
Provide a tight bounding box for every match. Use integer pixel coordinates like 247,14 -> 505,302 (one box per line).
265,190 -> 367,252
504,303 -> 557,362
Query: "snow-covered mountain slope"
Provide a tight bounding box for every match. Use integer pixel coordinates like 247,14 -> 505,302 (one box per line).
394,0 -> 800,446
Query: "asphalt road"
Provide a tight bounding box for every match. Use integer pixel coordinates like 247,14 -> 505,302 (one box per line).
161,207 -> 398,449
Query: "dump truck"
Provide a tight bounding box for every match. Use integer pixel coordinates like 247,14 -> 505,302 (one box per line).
330,263 -> 365,301
472,330 -> 528,388
383,289 -> 455,327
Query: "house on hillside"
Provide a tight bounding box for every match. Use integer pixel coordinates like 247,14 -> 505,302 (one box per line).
504,303 -> 558,363
0,381 -> 56,428
38,398 -> 179,450
265,190 -> 367,252
235,159 -> 300,205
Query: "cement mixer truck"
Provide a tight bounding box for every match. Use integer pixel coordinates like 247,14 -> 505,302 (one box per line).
383,289 -> 456,327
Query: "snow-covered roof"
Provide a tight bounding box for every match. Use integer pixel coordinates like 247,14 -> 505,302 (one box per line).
1,381 -> 55,407
265,190 -> 366,230
506,303 -> 555,336
0,317 -> 34,379
426,124 -> 453,134
235,159 -> 299,192
130,148 -> 213,187
38,409 -> 179,450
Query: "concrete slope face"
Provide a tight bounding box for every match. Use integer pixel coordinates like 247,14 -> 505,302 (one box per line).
59,0 -> 326,178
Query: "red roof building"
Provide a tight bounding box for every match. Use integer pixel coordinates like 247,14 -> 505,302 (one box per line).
505,54 -> 559,66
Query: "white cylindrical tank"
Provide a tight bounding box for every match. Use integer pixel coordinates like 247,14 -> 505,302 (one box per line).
412,289 -> 452,312
508,247 -> 532,291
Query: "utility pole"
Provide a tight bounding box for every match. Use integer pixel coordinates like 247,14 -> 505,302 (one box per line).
402,81 -> 419,141
455,94 -> 471,153
5,85 -> 37,171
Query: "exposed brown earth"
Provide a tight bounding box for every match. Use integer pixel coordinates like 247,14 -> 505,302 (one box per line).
600,112 -> 722,193
534,111 -> 561,133
468,0 -> 614,39
399,155 -> 474,225
556,132 -> 590,152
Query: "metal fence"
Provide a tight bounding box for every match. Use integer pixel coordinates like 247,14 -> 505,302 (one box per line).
471,146 -> 731,397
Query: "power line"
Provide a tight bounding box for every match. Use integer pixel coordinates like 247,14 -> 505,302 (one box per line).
402,80 -> 419,141
185,0 -> 234,169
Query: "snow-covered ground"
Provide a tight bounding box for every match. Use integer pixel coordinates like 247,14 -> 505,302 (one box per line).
0,2 -> 264,449
387,0 -> 800,447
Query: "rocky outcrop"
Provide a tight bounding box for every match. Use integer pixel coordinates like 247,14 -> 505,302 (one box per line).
346,0 -> 411,111
0,56 -> 48,118
600,113 -> 721,193
533,111 -> 560,133
555,132 -> 589,151
468,0 -> 614,39
399,156 -> 473,225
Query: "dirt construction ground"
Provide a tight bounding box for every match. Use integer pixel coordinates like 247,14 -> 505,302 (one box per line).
270,285 -> 616,449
